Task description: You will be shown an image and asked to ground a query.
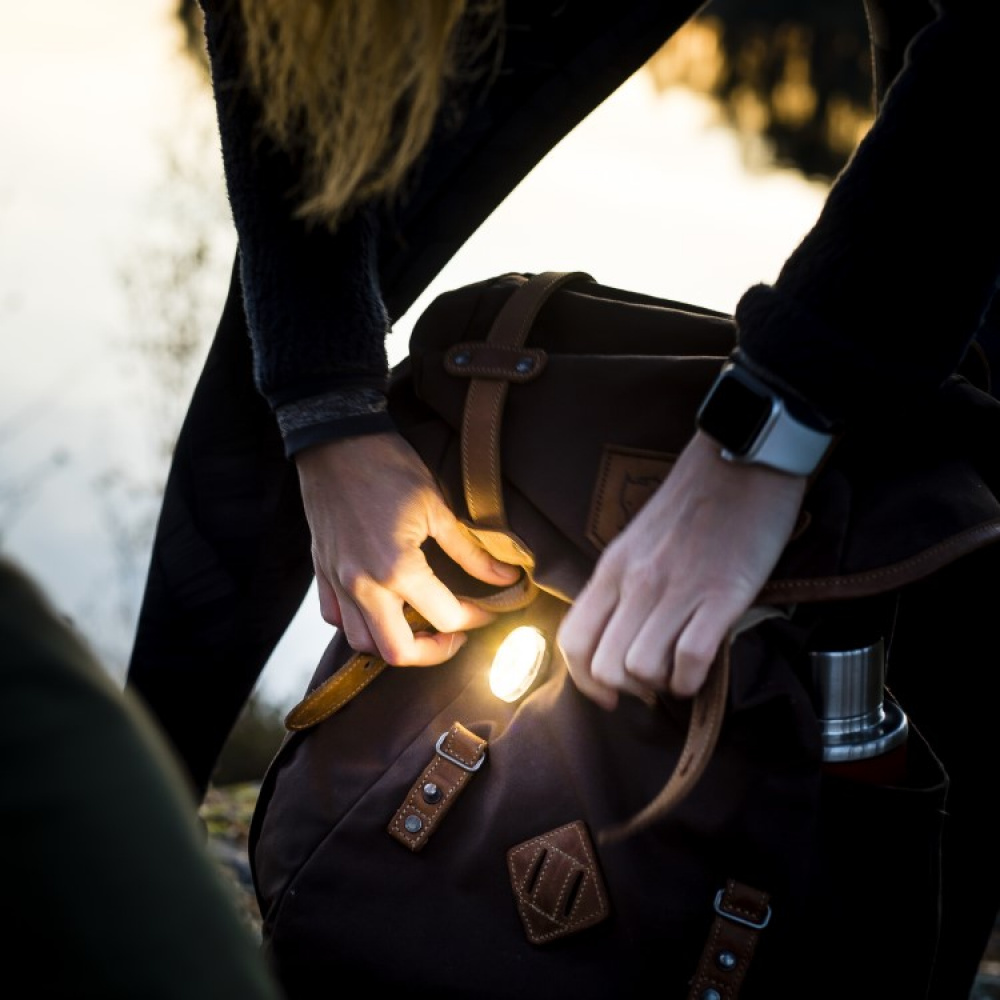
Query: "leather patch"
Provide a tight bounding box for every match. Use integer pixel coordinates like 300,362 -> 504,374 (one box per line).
586,446 -> 676,551
388,722 -> 487,853
507,821 -> 609,945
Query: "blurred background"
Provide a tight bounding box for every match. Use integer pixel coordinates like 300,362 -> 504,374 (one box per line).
0,0 -> 875,772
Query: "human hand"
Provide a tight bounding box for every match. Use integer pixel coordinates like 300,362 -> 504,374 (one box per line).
295,431 -> 520,665
557,431 -> 806,709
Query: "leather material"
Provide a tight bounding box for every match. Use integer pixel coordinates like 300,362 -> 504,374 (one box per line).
388,721 -> 488,852
686,879 -> 772,1000
507,820 -> 610,945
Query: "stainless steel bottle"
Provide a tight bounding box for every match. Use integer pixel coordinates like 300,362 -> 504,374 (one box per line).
808,637 -> 909,782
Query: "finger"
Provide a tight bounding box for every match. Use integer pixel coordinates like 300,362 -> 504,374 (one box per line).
356,560 -> 494,666
587,570 -> 660,693
433,514 -> 521,586
622,601 -> 691,691
345,576 -> 428,664
332,583 -> 377,655
393,555 -> 498,637
395,630 -> 469,668
558,580 -> 623,710
670,600 -> 742,698
313,561 -> 344,628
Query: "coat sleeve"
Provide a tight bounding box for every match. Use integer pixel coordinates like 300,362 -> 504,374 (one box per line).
735,1 -> 1000,428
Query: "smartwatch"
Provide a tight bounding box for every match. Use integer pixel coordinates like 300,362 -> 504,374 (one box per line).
696,362 -> 833,477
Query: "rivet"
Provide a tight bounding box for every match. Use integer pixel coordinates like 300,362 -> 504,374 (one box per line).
515,356 -> 534,374
716,950 -> 737,970
700,990 -> 722,1000
422,782 -> 442,804
404,814 -> 423,834
452,351 -> 471,366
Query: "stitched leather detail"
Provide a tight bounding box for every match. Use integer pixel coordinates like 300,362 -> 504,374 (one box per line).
507,821 -> 609,945
283,652 -> 387,730
388,722 -> 487,852
586,445 -> 676,551
461,271 -> 592,528
760,520 -> 1000,603
686,879 -> 771,1000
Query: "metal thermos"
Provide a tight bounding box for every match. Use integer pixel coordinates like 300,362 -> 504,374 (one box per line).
808,637 -> 909,782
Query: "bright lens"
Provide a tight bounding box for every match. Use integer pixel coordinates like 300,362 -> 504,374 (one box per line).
488,626 -> 548,703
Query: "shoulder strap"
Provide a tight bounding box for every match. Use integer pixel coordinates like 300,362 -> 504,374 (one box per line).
458,270 -> 592,530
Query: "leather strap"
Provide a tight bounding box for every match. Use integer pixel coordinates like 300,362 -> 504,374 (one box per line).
283,577 -> 537,731
686,879 -> 771,1000
452,271 -> 593,533
283,649 -> 389,731
388,721 -> 488,852
599,605 -> 785,844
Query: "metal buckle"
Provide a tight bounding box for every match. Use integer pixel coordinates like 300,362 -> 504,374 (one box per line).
435,731 -> 486,772
713,889 -> 772,930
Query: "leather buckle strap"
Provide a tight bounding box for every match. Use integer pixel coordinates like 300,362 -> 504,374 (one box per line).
686,879 -> 771,1000
458,271 -> 593,531
388,722 -> 488,852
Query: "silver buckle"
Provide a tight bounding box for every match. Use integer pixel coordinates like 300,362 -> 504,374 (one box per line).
713,889 -> 771,930
435,731 -> 486,772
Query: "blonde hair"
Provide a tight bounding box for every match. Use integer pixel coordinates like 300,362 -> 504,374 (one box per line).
238,0 -> 502,230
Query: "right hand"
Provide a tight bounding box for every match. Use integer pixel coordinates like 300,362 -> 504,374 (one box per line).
294,431 -> 521,666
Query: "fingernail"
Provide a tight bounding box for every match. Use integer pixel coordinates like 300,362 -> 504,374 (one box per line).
493,559 -> 519,579
448,633 -> 468,658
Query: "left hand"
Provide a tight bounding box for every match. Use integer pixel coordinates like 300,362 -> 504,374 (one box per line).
557,431 -> 807,710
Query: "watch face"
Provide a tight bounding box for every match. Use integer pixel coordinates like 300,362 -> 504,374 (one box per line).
698,369 -> 775,457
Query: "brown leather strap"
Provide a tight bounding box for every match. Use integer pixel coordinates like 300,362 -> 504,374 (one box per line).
454,271 -> 593,531
283,650 -> 389,731
283,575 -> 538,731
599,606 -> 785,844
388,722 -> 488,852
686,879 -> 772,1000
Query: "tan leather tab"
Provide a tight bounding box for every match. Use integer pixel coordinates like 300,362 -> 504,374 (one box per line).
283,651 -> 388,731
507,820 -> 609,945
686,879 -> 771,1000
599,606 -> 786,844
388,722 -> 487,852
586,445 -> 676,551
445,342 -> 547,382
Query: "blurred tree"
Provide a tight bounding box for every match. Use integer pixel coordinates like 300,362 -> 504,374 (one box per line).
649,0 -> 874,181
177,0 -> 208,71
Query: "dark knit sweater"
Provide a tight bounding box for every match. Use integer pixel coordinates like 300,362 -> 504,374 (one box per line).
200,0 -> 1000,457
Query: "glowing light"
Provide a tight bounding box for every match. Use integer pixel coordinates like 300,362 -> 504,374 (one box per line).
489,626 -> 548,703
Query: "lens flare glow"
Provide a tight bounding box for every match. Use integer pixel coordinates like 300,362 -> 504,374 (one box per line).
488,626 -> 548,703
